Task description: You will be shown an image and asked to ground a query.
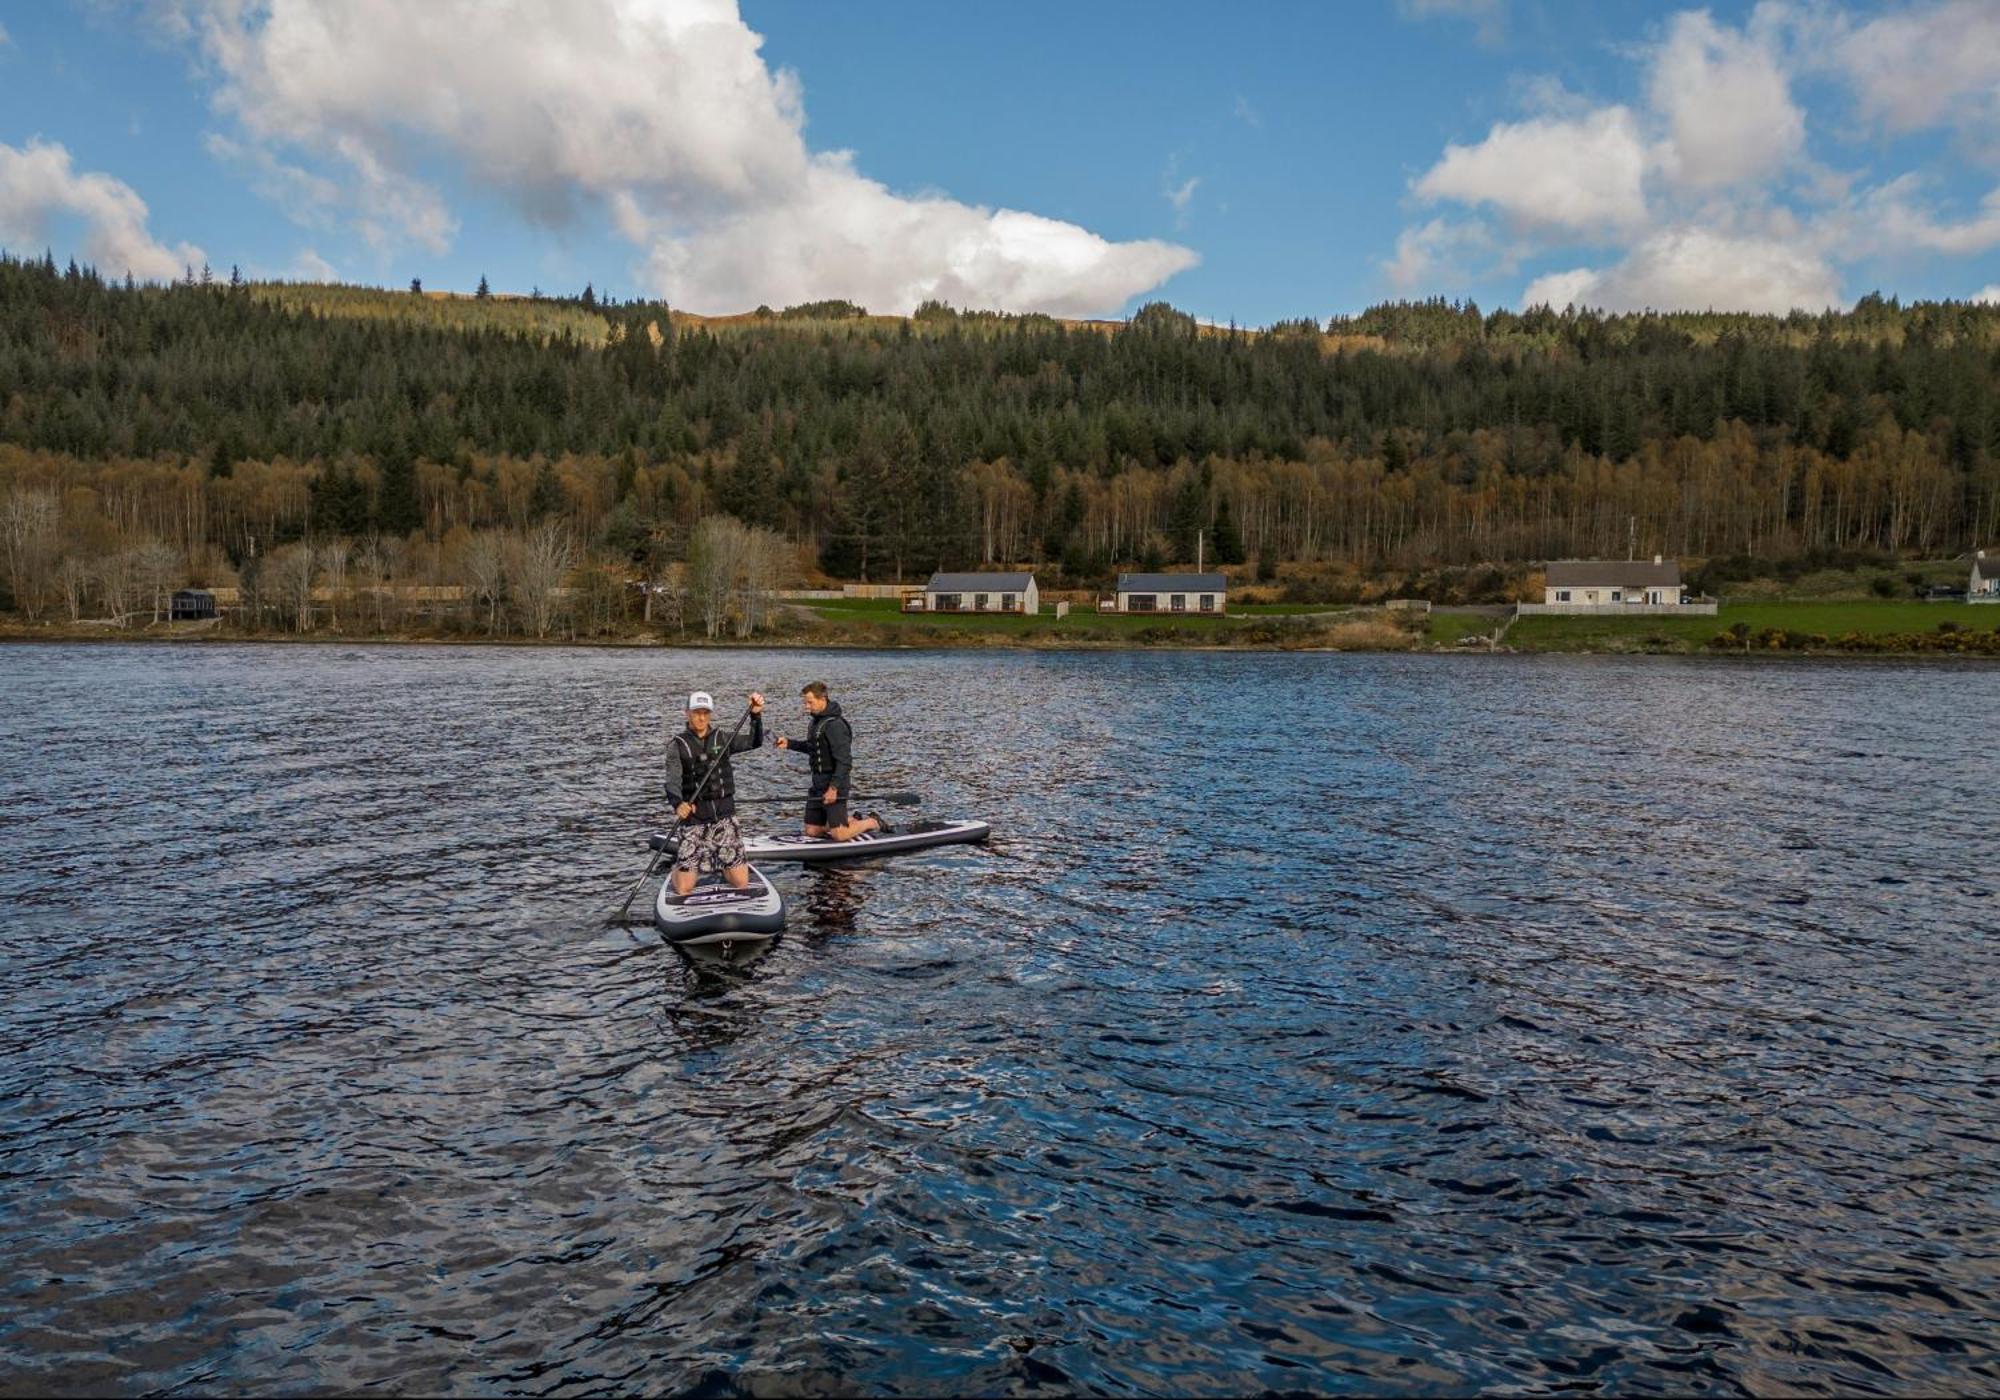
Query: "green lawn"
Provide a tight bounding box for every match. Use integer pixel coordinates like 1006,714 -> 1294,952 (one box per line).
1427,612 -> 1503,647
1510,600 -> 2000,652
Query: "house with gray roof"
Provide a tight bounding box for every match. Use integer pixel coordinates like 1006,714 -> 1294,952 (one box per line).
917,571 -> 1038,615
1106,572 -> 1228,615
1517,556 -> 1716,615
1972,550 -> 1999,602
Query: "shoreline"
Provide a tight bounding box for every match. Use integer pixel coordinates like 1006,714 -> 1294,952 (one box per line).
5,622 -> 1997,662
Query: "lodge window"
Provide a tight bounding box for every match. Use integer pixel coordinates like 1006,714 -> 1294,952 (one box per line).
1171,594 -> 1187,612
1000,594 -> 1016,611
1556,590 -> 1571,602
1199,594 -> 1215,612
936,593 -> 961,610
974,593 -> 990,610
1129,594 -> 1157,612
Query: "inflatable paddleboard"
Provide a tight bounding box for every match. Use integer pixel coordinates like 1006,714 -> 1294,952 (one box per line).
650,818 -> 990,865
653,864 -> 784,954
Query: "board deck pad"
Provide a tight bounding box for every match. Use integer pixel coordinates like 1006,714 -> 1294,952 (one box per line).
653,864 -> 784,944
652,818 -> 990,865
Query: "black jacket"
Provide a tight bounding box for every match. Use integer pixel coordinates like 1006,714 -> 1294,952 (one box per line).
780,700 -> 853,798
664,713 -> 762,823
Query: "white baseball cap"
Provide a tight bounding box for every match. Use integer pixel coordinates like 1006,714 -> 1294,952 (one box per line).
686,690 -> 714,712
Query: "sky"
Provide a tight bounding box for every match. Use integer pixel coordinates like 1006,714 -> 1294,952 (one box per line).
0,0 -> 1995,323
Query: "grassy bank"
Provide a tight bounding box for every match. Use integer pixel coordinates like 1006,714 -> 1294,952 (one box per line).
8,599 -> 1996,657
1512,601 -> 2000,655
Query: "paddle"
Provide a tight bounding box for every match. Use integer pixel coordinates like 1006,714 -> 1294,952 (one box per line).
608,703 -> 754,924
727,790 -> 924,806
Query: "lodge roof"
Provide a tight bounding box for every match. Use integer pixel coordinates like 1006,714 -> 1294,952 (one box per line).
924,571 -> 1034,591
1545,559 -> 1682,588
1116,572 -> 1228,593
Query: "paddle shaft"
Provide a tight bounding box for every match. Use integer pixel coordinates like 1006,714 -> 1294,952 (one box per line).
728,790 -> 922,806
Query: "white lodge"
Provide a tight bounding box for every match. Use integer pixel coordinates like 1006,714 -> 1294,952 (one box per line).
1106,572 -> 1228,615
916,571 -> 1039,614
1972,550 -> 1999,602
1517,557 -> 1717,615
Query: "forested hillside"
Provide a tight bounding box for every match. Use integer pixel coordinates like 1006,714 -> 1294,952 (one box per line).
2,251 -> 1997,629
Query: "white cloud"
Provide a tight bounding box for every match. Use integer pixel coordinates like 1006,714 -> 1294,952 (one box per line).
1395,5 -> 1994,314
1823,179 -> 2000,258
1398,0 -> 1505,45
1647,9 -> 1803,189
180,0 -> 1194,314
1233,95 -> 1261,128
1823,0 -> 2000,137
1522,228 -> 1840,313
1383,216 -> 1505,290
1160,154 -> 1203,233
0,21 -> 12,48
0,138 -> 202,281
1974,284 -> 2000,304
292,248 -> 337,281
638,159 -> 1197,319
1414,106 -> 1650,236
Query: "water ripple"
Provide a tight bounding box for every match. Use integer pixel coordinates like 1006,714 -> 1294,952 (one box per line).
1,643 -> 1995,1395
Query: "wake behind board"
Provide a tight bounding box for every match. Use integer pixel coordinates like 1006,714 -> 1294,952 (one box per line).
653,864 -> 784,958
650,819 -> 991,865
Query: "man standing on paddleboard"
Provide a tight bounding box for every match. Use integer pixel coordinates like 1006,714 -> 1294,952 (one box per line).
665,690 -> 764,895
774,682 -> 892,842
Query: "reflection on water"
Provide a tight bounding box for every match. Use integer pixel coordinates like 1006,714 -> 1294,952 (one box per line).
1,642 -> 1996,1396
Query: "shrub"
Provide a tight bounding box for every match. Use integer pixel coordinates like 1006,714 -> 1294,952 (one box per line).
1871,576 -> 1898,597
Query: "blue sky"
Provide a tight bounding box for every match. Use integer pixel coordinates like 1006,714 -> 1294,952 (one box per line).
0,1 -> 1995,322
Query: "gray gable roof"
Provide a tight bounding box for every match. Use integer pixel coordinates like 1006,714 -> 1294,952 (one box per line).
1974,554 -> 1998,583
925,571 -> 1034,591
1116,572 -> 1227,593
1546,559 -> 1681,588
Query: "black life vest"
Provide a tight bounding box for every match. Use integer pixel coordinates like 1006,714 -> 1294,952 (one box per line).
808,711 -> 851,776
674,728 -> 737,820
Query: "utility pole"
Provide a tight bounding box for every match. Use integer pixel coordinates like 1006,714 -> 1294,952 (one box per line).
1627,515 -> 1636,561
1197,528 -> 1204,573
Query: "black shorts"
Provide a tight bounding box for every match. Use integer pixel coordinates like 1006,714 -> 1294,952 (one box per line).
804,785 -> 848,829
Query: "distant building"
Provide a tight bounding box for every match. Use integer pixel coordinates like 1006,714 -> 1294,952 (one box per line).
918,571 -> 1038,614
1515,557 -> 1715,615
1972,550 -> 1999,602
1105,572 -> 1228,615
170,589 -> 217,621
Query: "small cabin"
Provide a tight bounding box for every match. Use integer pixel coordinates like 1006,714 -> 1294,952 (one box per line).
1105,572 -> 1227,615
1542,558 -> 1686,609
918,571 -> 1038,615
170,589 -> 217,621
1972,550 -> 1999,602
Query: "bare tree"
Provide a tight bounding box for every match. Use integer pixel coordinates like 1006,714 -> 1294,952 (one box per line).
133,539 -> 182,624
736,525 -> 787,638
1,488 -> 60,621
688,515 -> 747,639
507,521 -> 574,638
270,541 -> 317,632
460,529 -> 508,634
98,549 -> 137,626
320,536 -> 351,628
647,569 -> 686,635
57,555 -> 93,622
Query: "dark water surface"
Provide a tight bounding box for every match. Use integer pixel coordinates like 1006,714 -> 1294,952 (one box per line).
1,643 -> 1995,1396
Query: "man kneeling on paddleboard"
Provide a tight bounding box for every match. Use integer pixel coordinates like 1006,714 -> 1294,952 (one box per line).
665,689 -> 764,895
774,681 -> 892,841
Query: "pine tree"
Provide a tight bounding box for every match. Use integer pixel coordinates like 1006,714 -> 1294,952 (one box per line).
476,274 -> 490,300
409,277 -> 423,295
1211,492 -> 1245,565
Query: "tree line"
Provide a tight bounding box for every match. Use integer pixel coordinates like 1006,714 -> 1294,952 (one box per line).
1,251 -> 1996,629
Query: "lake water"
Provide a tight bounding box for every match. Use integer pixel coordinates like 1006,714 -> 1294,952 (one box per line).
1,643 -> 1995,1396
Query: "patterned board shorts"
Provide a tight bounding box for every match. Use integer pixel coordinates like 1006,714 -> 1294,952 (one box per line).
671,816 -> 747,875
